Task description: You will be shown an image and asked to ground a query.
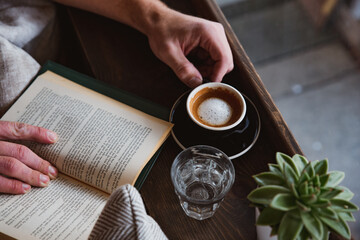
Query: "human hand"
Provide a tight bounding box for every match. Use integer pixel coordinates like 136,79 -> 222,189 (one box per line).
53,0 -> 232,88
146,10 -> 234,88
0,121 -> 58,194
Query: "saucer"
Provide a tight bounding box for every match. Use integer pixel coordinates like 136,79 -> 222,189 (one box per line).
169,91 -> 261,159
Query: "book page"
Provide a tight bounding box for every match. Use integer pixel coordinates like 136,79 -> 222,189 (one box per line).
0,174 -> 108,240
1,71 -> 173,193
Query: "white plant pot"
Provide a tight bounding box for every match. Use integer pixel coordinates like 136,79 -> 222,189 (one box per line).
256,208 -> 277,240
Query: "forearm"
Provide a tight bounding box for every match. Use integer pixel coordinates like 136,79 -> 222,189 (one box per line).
54,0 -> 233,87
53,0 -> 171,36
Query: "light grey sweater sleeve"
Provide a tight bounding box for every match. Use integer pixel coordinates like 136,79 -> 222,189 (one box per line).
0,0 -> 57,115
89,184 -> 168,240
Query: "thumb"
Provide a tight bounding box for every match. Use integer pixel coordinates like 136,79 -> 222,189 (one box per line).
161,44 -> 203,88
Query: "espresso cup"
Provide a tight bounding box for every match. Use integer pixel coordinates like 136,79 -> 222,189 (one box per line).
186,82 -> 246,131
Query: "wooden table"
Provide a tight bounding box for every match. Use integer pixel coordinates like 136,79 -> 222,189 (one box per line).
60,0 -> 303,239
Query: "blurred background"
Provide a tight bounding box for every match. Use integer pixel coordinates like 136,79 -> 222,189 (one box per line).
215,0 -> 360,238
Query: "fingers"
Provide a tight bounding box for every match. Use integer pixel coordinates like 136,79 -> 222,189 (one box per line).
0,121 -> 58,194
200,22 -> 234,83
0,141 -> 58,179
211,59 -> 233,83
0,121 -> 58,144
157,42 -> 203,88
0,175 -> 31,194
0,156 -> 50,190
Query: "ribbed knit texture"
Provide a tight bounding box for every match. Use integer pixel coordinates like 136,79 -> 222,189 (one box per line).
89,184 -> 167,240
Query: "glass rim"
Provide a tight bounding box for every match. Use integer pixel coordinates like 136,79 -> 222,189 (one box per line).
170,145 -> 235,204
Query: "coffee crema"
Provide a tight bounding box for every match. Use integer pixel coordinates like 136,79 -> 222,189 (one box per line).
189,87 -> 243,127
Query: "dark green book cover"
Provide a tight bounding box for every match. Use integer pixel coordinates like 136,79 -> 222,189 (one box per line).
38,61 -> 170,190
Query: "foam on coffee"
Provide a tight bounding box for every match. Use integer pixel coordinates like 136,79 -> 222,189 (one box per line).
197,98 -> 232,126
189,86 -> 242,128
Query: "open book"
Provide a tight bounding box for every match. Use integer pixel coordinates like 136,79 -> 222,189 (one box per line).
0,63 -> 173,240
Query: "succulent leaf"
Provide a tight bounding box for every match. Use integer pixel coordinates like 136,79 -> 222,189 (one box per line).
321,225 -> 329,240
338,212 -> 355,222
302,162 -> 315,179
308,186 -> 315,195
290,183 -> 299,199
270,193 -> 297,211
296,200 -> 311,212
314,175 -> 321,188
269,163 -> 283,176
270,224 -> 279,236
325,171 -> 345,187
253,172 -> 285,187
276,152 -> 286,172
313,159 -> 328,176
311,198 -> 331,208
284,163 -> 299,186
319,214 -> 351,239
300,211 -> 324,240
276,152 -> 298,175
300,194 -> 317,205
292,154 -> 308,174
278,211 -> 303,240
248,153 -> 358,240
299,181 -> 309,195
257,207 -> 285,225
330,199 -> 359,212
299,172 -> 311,185
313,207 -> 338,221
248,186 -> 290,205
319,174 -> 330,187
334,186 -> 354,201
297,228 -> 312,240
319,188 -> 343,199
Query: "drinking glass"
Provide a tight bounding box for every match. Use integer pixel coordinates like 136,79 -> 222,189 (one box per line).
171,145 -> 235,220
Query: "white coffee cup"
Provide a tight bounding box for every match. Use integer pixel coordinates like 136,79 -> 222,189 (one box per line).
186,82 -> 246,131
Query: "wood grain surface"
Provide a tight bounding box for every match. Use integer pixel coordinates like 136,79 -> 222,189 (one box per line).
64,0 -> 303,239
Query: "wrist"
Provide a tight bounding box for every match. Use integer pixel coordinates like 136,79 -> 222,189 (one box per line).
115,0 -> 172,36
135,2 -> 174,37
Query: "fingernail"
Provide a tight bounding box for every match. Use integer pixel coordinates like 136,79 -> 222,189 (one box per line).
189,77 -> 202,88
40,174 -> 50,187
47,131 -> 58,143
48,166 -> 58,179
22,184 -> 31,193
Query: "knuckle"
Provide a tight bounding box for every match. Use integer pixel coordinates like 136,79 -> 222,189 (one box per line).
175,62 -> 193,77
1,157 -> 17,173
35,126 -> 43,137
15,145 -> 30,160
215,22 -> 224,31
162,41 -> 176,55
224,58 -> 234,69
205,22 -> 224,33
8,180 -> 21,193
222,54 -> 233,68
28,170 -> 39,185
38,160 -> 49,172
196,23 -> 210,35
11,122 -> 27,137
153,41 -> 173,60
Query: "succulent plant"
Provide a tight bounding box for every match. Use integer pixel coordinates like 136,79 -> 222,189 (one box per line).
247,152 -> 358,240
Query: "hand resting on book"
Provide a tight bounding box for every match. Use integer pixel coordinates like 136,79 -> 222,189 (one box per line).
0,121 -> 58,194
